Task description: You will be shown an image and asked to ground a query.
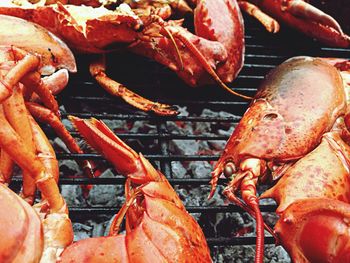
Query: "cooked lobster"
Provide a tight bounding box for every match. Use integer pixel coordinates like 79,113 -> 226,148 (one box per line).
238,0 -> 350,47
210,56 -> 350,262
0,0 -> 249,115
0,14 -> 96,186
58,116 -> 212,262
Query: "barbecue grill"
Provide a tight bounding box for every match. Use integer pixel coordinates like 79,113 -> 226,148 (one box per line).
9,14 -> 350,262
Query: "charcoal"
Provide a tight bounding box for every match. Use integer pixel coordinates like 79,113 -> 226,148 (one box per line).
171,161 -> 189,178
72,223 -> 92,241
87,169 -> 125,207
190,161 -> 212,179
169,139 -> 199,155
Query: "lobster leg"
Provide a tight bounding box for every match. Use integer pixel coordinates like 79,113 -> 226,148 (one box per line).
168,28 -> 252,99
0,106 -> 64,212
2,85 -> 37,203
238,1 -> 280,33
0,105 -> 73,261
62,116 -> 212,263
0,149 -> 14,184
26,102 -> 95,179
0,51 -> 39,103
223,170 -> 264,263
21,71 -> 60,117
89,56 -> 179,116
29,115 -> 59,184
28,69 -> 69,101
109,187 -> 143,236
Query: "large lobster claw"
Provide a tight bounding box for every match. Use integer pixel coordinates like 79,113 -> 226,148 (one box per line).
62,116 -> 212,263
275,198 -> 350,262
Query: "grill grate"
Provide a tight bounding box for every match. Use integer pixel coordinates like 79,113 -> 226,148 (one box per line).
10,13 -> 350,261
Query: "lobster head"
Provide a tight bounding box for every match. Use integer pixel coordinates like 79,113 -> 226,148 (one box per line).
210,98 -> 285,198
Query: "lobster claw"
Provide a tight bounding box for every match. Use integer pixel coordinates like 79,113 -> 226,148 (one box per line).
283,0 -> 343,34
69,116 -> 161,185
281,0 -> 350,47
275,198 -> 350,262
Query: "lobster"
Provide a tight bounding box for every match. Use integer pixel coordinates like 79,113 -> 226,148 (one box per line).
0,0 -> 249,115
0,14 -> 95,198
210,56 -> 350,263
238,0 -> 350,47
58,116 -> 212,262
307,0 -> 350,35
260,131 -> 350,262
0,89 -> 73,262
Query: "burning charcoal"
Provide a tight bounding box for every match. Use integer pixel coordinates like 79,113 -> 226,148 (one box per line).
91,221 -> 108,237
208,185 -> 227,206
169,139 -> 199,155
61,185 -> 86,207
166,121 -> 193,134
189,161 -> 212,179
216,213 -> 246,238
200,109 -> 222,118
208,140 -> 227,151
72,223 -> 92,241
171,161 -> 189,179
265,245 -> 291,263
194,122 -> 212,134
130,121 -> 157,133
104,215 -> 117,236
215,245 -> 256,263
62,118 -> 74,131
218,127 -> 235,136
87,169 -> 125,207
214,245 -> 290,263
198,140 -> 211,152
59,159 -> 82,176
101,120 -> 128,131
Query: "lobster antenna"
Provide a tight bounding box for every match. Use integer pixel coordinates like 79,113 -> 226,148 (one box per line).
162,26 -> 184,71
174,32 -> 252,99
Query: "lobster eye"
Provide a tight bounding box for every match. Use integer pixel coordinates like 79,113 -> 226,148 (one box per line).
223,162 -> 236,178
